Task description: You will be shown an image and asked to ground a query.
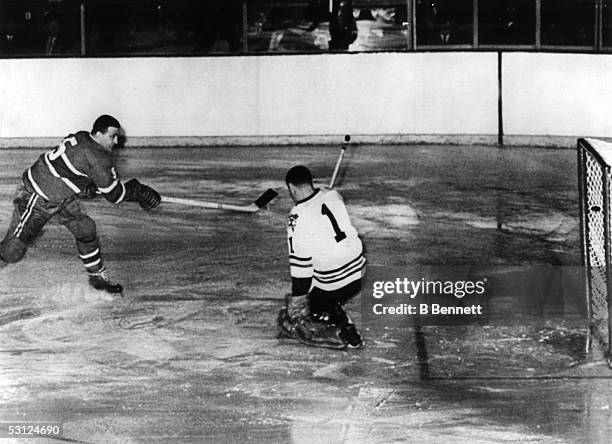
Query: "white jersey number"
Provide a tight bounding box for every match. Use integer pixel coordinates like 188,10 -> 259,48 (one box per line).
48,136 -> 78,161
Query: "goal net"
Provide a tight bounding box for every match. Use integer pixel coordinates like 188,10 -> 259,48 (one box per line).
577,138 -> 612,361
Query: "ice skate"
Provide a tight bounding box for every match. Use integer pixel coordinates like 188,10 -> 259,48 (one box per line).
88,268 -> 123,294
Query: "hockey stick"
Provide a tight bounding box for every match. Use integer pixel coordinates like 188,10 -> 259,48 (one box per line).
163,188 -> 278,213
329,135 -> 351,189
95,187 -> 277,213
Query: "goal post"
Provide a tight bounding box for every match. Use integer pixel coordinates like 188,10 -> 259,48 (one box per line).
577,137 -> 612,363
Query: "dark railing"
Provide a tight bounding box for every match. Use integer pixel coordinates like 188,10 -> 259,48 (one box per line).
0,0 -> 610,57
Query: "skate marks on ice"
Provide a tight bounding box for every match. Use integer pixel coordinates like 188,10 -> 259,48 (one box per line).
349,203 -> 420,238
288,388 -> 551,444
0,297 -> 283,442
0,146 -> 594,442
427,210 -> 578,242
0,280 -> 283,360
332,203 -> 576,245
0,281 -> 123,405
0,280 -> 598,442
0,308 -> 41,327
264,352 -> 568,444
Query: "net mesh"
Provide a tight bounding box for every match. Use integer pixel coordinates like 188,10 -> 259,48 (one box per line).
580,139 -> 611,353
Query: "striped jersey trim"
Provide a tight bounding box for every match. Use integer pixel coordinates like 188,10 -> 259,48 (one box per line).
290,254 -> 312,267
314,252 -> 364,276
44,153 -> 81,193
116,182 -> 126,203
14,193 -> 38,239
98,180 -> 126,204
98,179 -> 119,193
290,254 -> 312,262
60,152 -> 87,177
27,168 -> 50,201
83,258 -> 101,268
313,254 -> 366,285
79,248 -> 100,260
290,262 -> 313,268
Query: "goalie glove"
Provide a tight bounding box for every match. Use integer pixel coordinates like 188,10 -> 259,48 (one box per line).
124,178 -> 161,211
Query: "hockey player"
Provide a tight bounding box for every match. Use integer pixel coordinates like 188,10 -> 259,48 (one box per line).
0,115 -> 161,294
278,165 -> 366,349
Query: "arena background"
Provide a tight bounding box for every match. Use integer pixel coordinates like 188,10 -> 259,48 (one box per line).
1,52 -> 612,147
2,1 -> 612,443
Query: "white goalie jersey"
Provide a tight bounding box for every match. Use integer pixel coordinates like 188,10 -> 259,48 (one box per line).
287,188 -> 366,292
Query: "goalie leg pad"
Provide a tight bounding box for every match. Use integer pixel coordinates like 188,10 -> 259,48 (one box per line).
278,308 -> 347,349
277,294 -> 309,339
293,318 -> 348,350
277,307 -> 295,339
277,294 -> 348,350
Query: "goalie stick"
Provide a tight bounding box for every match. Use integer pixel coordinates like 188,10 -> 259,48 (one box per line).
329,135 -> 351,189
163,188 -> 278,213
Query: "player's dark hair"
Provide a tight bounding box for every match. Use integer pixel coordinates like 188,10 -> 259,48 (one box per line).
92,115 -> 120,135
286,165 -> 313,186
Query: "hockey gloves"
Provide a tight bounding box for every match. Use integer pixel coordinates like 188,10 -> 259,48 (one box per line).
124,178 -> 161,211
77,182 -> 99,199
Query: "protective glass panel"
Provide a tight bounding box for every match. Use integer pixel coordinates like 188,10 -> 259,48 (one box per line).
478,0 -> 535,45
352,5 -> 408,51
603,0 -> 612,47
541,0 -> 595,47
246,1 -> 329,53
86,0 -> 242,55
415,0 -> 473,46
0,0 -> 81,56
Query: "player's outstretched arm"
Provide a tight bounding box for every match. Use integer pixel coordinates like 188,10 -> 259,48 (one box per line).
124,178 -> 161,210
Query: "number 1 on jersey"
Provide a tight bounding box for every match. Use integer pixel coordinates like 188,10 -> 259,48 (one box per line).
321,204 -> 346,242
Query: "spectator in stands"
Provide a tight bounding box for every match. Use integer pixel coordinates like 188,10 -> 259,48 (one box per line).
44,14 -> 66,55
0,18 -> 20,54
305,0 -> 328,32
437,17 -> 453,45
209,28 -> 231,53
416,0 -> 455,46
496,1 -> 529,45
266,6 -> 290,51
329,0 -> 357,50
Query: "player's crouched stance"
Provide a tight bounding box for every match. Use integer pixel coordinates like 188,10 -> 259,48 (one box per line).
277,166 -> 366,350
0,115 -> 161,295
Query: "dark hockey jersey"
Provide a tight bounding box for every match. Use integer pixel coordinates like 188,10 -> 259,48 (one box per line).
23,131 -> 126,204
